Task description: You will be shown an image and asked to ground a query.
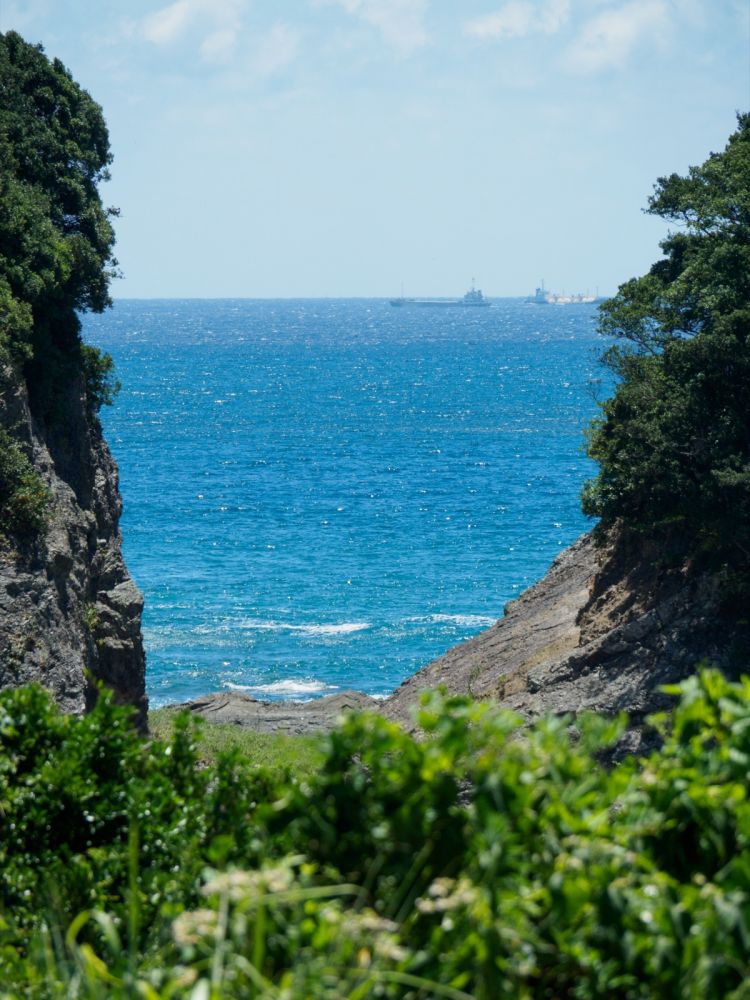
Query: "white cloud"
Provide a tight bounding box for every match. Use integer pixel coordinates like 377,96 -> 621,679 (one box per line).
142,0 -> 196,45
253,23 -> 302,79
139,0 -> 246,63
463,0 -> 571,40
320,0 -> 429,54
563,0 -> 670,74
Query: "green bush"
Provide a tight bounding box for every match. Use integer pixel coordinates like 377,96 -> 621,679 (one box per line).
1,672 -> 750,996
79,344 -> 120,413
0,427 -> 50,538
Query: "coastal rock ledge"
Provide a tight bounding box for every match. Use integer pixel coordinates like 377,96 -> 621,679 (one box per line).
384,529 -> 746,747
0,364 -> 147,726
186,529 -> 746,747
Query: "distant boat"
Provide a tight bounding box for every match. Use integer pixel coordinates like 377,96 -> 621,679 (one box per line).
390,281 -> 491,308
529,283 -> 549,304
527,279 -> 601,305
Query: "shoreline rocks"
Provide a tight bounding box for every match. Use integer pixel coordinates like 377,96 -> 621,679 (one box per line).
163,689 -> 380,735
171,527 -> 747,746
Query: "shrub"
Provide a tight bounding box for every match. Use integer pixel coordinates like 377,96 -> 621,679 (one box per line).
80,344 -> 120,413
0,427 -> 50,538
1,672 -> 750,996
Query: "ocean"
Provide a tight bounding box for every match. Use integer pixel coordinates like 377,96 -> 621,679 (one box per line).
82,298 -> 609,707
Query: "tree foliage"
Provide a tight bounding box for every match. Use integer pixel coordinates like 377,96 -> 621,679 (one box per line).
583,114 -> 750,585
0,427 -> 49,537
1,674 -> 750,996
0,30 -> 118,415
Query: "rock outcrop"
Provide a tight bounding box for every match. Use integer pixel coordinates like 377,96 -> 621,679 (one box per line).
176,529 -> 746,740
171,689 -> 380,735
383,528 -> 746,748
0,363 -> 147,725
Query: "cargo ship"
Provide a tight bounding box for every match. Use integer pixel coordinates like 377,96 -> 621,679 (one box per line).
390,281 -> 491,308
527,280 -> 601,305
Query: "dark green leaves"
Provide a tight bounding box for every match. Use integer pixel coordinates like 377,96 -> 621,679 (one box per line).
4,675 -> 750,996
584,114 -> 750,594
0,31 -> 117,420
0,427 -> 49,538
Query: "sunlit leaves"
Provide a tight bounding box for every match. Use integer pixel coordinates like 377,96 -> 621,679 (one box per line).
2,673 -> 750,994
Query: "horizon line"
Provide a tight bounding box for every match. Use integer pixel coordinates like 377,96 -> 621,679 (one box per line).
108,293 -> 609,302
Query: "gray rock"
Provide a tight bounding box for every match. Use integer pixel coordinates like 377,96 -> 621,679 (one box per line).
0,363 -> 147,725
173,689 -> 380,735
169,526 -> 746,747
383,527 -> 744,751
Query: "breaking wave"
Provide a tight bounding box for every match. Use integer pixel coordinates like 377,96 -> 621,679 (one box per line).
225,679 -> 339,697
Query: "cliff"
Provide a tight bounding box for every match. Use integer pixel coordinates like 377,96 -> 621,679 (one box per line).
0,362 -> 147,726
382,528 -> 747,748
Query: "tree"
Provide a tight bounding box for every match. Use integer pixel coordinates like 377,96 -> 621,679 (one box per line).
583,115 -> 750,592
0,31 -> 118,414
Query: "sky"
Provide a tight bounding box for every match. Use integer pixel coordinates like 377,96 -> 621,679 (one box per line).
1,1 -> 748,299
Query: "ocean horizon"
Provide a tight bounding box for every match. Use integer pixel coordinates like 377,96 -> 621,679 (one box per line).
83,297 -> 609,708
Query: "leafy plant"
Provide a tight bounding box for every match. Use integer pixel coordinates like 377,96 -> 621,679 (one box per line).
82,604 -> 100,634
0,427 -> 50,538
2,673 -> 750,996
79,345 -> 120,413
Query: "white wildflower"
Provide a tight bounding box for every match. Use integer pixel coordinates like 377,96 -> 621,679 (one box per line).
416,877 -> 479,914
201,863 -> 295,901
172,909 -> 219,946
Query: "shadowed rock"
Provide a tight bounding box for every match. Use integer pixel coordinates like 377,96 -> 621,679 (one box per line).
0,364 -> 147,726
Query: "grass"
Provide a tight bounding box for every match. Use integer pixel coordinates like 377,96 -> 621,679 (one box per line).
148,707 -> 326,779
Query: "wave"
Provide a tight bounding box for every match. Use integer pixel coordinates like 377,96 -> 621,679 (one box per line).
225,679 -> 338,697
298,622 -> 370,637
407,613 -> 497,629
234,620 -> 371,637
431,613 -> 497,628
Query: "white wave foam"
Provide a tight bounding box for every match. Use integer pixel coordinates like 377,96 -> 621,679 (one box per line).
298,622 -> 370,636
408,613 -> 497,628
432,613 -> 497,628
225,679 -> 338,696
235,620 -> 370,637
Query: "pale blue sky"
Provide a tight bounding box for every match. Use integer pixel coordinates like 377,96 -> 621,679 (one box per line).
2,0 -> 748,298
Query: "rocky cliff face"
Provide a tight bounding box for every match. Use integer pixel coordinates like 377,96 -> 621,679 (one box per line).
383,529 -> 747,749
0,363 -> 147,725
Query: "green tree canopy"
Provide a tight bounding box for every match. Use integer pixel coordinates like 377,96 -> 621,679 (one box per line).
583,114 -> 750,594
0,30 -> 117,414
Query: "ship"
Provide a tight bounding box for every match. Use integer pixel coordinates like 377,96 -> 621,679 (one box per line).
527,280 -> 601,305
390,281 -> 491,308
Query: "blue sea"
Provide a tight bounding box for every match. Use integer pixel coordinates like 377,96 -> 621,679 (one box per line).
82,299 -> 608,708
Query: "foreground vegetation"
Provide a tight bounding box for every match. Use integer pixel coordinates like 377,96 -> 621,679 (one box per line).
0,672 -> 748,997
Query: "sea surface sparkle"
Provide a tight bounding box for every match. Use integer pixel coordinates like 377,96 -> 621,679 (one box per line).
83,298 -> 608,707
